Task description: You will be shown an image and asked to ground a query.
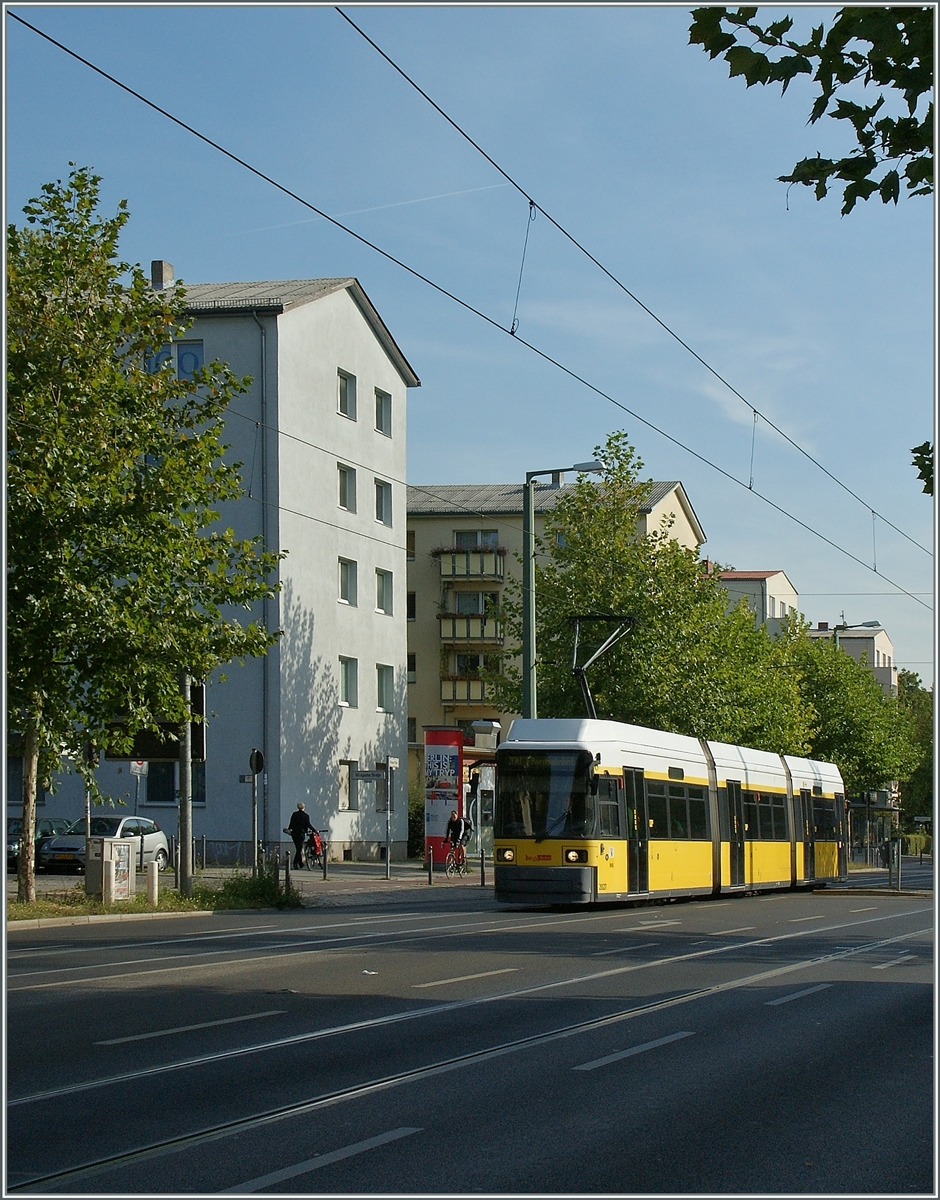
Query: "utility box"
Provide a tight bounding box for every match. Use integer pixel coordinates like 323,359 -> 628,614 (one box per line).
85,838 -> 137,900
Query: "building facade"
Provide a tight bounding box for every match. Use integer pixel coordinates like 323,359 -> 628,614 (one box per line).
808,622 -> 899,697
405,478 -> 705,779
7,267 -> 420,861
718,569 -> 800,636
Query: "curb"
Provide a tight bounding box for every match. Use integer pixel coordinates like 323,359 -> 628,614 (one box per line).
7,909 -> 215,931
815,888 -> 933,898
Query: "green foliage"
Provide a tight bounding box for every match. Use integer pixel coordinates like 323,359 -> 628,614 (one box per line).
407,771 -> 426,858
783,633 -> 921,795
689,6 -> 934,214
193,860 -> 302,910
896,669 -> 934,822
7,167 -> 284,900
490,432 -> 814,754
911,441 -> 934,495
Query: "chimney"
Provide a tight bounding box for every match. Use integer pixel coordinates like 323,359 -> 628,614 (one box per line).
817,621 -> 829,631
151,260 -> 174,289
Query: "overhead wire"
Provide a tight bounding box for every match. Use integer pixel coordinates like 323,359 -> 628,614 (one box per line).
334,6 -> 932,560
7,11 -> 932,615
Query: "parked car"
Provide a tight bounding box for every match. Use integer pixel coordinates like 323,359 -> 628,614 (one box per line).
36,816 -> 170,872
7,817 -> 73,871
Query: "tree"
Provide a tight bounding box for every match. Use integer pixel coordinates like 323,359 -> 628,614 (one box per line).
911,440 -> 934,495
689,6 -> 934,214
7,167 -> 283,902
783,630 -> 921,795
896,669 -> 933,824
490,432 -> 815,754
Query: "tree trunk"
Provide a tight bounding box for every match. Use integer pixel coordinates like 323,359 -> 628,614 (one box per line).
17,721 -> 40,904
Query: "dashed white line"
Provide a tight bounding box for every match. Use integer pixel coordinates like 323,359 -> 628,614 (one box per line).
789,915 -> 826,922
96,1011 -> 286,1045
413,968 -> 519,988
872,954 -> 917,970
573,1031 -> 695,1071
221,1127 -> 422,1193
713,927 -> 755,935
765,983 -> 832,1006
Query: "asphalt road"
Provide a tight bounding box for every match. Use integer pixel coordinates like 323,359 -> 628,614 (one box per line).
6,882 -> 933,1195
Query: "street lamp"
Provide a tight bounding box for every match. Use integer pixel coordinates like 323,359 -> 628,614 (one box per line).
522,460 -> 604,719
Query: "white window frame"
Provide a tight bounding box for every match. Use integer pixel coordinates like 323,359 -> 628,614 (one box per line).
375,387 -> 392,436
338,369 -> 357,420
339,656 -> 358,707
375,568 -> 393,615
375,479 -> 392,526
338,464 -> 357,513
338,557 -> 358,606
376,663 -> 394,713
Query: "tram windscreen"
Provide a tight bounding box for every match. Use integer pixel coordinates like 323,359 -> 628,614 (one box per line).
495,750 -> 595,839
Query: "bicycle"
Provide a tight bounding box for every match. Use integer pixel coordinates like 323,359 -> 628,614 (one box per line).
303,829 -> 325,871
444,841 -> 468,878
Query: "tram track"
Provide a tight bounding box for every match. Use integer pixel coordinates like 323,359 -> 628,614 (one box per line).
7,923 -> 931,1193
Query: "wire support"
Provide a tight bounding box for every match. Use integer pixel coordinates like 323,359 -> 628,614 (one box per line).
510,200 -> 536,336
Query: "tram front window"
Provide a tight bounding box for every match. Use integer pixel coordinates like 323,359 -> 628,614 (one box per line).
495,750 -> 595,839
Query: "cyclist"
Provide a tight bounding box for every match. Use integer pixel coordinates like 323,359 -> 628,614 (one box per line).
446,810 -> 473,855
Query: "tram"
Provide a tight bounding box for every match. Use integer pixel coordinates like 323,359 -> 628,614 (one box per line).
493,718 -> 847,906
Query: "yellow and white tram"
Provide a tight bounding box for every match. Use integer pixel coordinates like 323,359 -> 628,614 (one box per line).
493,718 -> 847,906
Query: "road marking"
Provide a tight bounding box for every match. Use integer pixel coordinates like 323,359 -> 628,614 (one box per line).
789,915 -> 825,922
413,968 -> 519,988
618,920 -> 680,931
765,983 -> 832,1006
873,954 -> 917,970
592,942 -> 660,957
573,1031 -> 694,1071
850,907 -> 878,913
220,1127 -> 422,1193
10,917 -> 929,1108
95,1011 -> 286,1045
713,927 -> 755,935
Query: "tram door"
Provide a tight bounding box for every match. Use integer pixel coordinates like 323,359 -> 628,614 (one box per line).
800,790 -> 815,880
624,769 -> 649,894
727,781 -> 745,888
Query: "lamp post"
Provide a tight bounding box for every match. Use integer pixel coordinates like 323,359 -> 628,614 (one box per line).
522,460 -> 603,719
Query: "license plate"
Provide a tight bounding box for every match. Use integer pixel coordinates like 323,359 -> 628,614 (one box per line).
54,853 -> 75,860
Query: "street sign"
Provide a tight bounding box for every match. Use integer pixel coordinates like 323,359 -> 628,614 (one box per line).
239,774 -> 253,783
129,760 -> 149,777
354,771 -> 384,781
249,749 -> 264,775
387,757 -> 399,769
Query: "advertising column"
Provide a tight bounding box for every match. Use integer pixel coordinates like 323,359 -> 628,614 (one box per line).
424,728 -> 464,866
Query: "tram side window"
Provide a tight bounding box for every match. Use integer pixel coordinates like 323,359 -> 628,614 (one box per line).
647,781 -> 668,838
687,786 -> 708,839
813,797 -> 837,839
668,785 -> 688,838
743,792 -> 758,838
743,791 -> 788,839
598,796 -> 621,838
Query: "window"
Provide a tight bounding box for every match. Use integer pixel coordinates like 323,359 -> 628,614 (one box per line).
407,717 -> 417,743
376,664 -> 394,712
339,759 -> 359,811
146,762 -> 176,805
375,569 -> 393,615
454,529 -> 499,550
338,558 -> 357,606
145,341 -> 204,380
338,370 -> 357,420
339,656 -> 358,707
375,479 -> 392,526
407,591 -> 416,621
375,388 -> 392,435
338,465 -> 356,512
407,653 -> 416,684
743,790 -> 788,839
455,591 -> 499,615
406,530 -> 415,560
645,780 -> 709,840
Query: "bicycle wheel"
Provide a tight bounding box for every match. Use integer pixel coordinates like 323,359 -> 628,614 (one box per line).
303,842 -> 316,870
445,850 -> 457,878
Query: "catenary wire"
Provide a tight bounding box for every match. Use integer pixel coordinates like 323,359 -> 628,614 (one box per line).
6,12 -> 931,614
334,6 -> 932,560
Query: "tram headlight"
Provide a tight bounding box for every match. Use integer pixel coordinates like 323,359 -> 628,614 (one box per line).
565,848 -> 588,864
496,847 -> 515,863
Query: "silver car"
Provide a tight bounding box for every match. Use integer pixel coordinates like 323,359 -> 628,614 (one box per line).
37,816 -> 170,872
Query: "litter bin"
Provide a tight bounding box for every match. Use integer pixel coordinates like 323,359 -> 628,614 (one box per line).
85,838 -> 137,899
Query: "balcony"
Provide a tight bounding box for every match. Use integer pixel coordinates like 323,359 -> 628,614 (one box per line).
440,677 -> 487,703
437,549 -> 505,580
438,614 -> 503,643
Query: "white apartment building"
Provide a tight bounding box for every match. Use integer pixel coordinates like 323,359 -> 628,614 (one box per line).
718,569 -> 800,637
808,621 -> 899,696
8,267 -> 420,861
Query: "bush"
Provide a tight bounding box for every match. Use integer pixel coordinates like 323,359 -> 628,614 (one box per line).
408,773 -> 425,859
192,858 -> 302,910
902,832 -> 932,856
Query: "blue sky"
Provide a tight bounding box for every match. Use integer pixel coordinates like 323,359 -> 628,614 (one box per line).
5,4 -> 935,682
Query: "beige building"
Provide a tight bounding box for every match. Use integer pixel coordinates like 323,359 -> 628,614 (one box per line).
808,621 -> 899,696
405,479 -> 705,777
718,569 -> 800,637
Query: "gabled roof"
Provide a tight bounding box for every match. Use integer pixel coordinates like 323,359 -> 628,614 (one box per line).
719,570 -> 788,581
183,277 -> 420,388
408,480 -> 704,541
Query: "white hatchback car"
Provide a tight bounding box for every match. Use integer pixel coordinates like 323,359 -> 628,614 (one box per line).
37,816 -> 170,872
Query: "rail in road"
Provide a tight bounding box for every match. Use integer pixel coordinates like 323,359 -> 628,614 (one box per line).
6,884 -> 932,1194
